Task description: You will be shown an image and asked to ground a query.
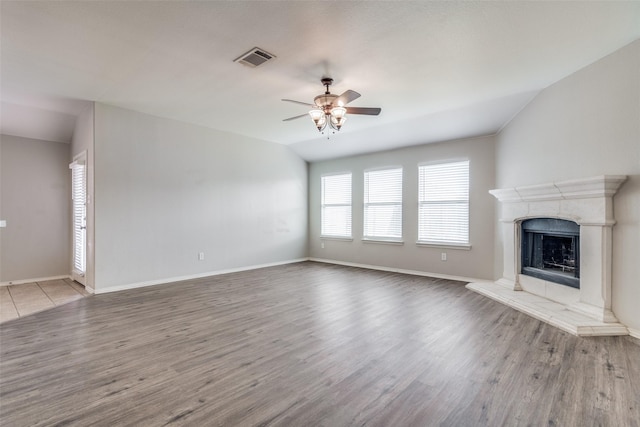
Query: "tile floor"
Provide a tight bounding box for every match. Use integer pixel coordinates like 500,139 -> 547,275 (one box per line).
0,279 -> 90,323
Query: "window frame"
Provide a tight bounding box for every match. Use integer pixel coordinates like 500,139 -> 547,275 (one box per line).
70,152 -> 88,281
320,172 -> 353,239
362,166 -> 404,244
417,160 -> 471,250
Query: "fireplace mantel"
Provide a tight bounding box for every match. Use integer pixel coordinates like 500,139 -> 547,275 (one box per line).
467,175 -> 629,336
489,175 -> 627,225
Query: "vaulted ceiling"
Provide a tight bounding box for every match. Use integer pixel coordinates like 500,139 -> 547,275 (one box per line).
2,1 -> 639,161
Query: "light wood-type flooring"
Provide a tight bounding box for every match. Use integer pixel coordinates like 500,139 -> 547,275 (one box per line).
0,278 -> 89,323
1,262 -> 638,426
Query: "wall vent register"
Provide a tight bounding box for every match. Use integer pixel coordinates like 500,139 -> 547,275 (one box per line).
234,47 -> 276,67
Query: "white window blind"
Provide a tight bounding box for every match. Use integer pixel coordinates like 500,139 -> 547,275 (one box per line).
364,167 -> 403,240
418,160 -> 469,245
321,173 -> 352,238
70,160 -> 87,274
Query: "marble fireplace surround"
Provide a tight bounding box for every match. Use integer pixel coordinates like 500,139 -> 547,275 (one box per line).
467,175 -> 629,336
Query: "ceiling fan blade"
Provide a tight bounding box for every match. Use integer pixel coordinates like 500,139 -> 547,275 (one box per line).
334,90 -> 361,106
282,99 -> 314,107
346,106 -> 381,116
283,113 -> 309,122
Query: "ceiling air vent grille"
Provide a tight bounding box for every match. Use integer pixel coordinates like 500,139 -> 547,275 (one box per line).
234,47 -> 276,68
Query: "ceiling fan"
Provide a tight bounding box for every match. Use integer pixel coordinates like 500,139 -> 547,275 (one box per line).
282,77 -> 381,133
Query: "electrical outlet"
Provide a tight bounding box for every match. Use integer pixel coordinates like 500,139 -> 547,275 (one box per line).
321,241 -> 325,249
198,252 -> 205,261
441,252 -> 447,261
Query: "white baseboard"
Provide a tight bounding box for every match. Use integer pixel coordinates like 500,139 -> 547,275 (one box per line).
308,257 -> 484,284
628,328 -> 640,340
94,258 -> 310,294
0,275 -> 71,286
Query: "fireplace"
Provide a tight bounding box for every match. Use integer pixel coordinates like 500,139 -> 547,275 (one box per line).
466,175 -> 629,336
521,218 -> 579,289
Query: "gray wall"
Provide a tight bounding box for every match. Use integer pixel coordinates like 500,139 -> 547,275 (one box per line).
495,40 -> 640,332
309,135 -> 496,281
0,134 -> 70,282
93,104 -> 308,291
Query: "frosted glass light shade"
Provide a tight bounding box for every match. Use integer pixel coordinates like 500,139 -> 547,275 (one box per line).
309,108 -> 324,122
330,106 -> 346,120
330,106 -> 347,130
309,108 -> 326,131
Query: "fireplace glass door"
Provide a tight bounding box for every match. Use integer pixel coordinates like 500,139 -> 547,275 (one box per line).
521,218 -> 580,289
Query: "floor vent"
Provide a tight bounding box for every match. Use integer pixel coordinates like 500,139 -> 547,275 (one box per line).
234,47 -> 276,68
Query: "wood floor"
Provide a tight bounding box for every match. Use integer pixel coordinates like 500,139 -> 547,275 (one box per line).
0,278 -> 89,323
1,261 -> 638,426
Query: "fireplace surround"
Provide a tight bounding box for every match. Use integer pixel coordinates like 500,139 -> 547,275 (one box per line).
467,175 -> 628,336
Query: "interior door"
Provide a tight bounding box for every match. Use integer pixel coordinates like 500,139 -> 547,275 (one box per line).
70,152 -> 87,285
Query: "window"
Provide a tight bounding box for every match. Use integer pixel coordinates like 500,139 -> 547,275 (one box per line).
321,173 -> 352,238
418,160 -> 469,246
363,167 -> 403,241
70,154 -> 87,280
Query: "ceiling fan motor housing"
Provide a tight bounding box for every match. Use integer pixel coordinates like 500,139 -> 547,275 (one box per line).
315,78 -> 338,110
314,93 -> 338,109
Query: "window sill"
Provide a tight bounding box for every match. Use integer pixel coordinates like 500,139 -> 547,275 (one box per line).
320,236 -> 354,242
362,238 -> 404,246
416,241 -> 472,250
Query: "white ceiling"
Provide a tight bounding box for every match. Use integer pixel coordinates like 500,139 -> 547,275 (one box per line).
1,1 -> 639,161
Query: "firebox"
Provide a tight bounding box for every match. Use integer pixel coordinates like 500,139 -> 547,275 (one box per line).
521,218 -> 580,289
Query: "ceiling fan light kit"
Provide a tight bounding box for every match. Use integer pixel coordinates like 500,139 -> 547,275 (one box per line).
283,77 -> 381,136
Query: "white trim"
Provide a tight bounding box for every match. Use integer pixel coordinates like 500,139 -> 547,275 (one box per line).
417,157 -> 469,167
628,328 -> 640,340
321,170 -> 353,178
320,236 -> 354,241
489,175 -> 627,203
70,151 -> 87,166
1,275 -> 71,286
309,257 -> 483,283
94,258 -> 310,294
363,165 -> 404,173
416,241 -> 472,250
362,238 -> 404,245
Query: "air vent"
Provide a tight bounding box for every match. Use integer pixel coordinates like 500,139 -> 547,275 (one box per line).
234,47 -> 276,68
